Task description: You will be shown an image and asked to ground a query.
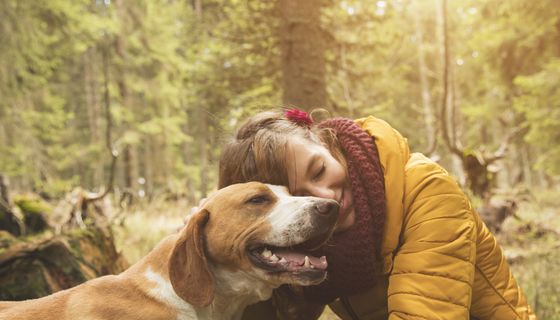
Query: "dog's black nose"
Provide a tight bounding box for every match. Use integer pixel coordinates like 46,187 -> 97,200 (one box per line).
314,200 -> 339,217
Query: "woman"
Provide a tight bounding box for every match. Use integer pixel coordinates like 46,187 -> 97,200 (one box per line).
217,108 -> 536,320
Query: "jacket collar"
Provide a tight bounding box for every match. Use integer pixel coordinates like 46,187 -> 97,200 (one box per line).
355,116 -> 410,273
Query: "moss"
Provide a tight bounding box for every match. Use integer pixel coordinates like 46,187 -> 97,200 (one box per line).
0,230 -> 16,246
65,223 -> 124,276
13,194 -> 52,216
0,231 -> 18,255
66,225 -> 96,239
13,194 -> 51,234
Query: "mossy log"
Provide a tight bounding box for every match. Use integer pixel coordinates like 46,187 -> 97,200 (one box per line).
0,223 -> 128,301
13,194 -> 52,235
0,201 -> 22,237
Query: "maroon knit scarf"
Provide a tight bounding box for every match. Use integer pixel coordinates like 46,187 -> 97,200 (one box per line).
302,118 -> 387,304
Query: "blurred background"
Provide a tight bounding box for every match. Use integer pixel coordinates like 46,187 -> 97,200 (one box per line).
0,0 -> 559,318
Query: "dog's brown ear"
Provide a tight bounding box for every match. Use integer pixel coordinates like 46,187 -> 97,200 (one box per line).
169,209 -> 214,307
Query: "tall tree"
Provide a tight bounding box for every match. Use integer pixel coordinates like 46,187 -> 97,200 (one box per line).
278,0 -> 327,109
413,2 -> 437,154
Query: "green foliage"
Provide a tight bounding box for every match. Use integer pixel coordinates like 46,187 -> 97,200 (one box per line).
453,0 -> 560,154
514,59 -> 560,175
513,251 -> 560,320
0,0 -> 557,197
502,187 -> 560,320
0,0 -> 112,191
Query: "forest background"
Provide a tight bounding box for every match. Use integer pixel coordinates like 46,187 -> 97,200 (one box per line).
0,0 -> 559,319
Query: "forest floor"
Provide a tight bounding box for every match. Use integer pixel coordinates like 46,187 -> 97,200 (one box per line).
112,188 -> 560,319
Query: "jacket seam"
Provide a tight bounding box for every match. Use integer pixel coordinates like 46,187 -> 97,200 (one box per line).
411,192 -> 464,200
390,310 -> 429,319
391,271 -> 473,286
395,239 -> 475,263
388,291 -> 469,309
474,264 -> 521,318
418,239 -> 456,243
407,215 -> 470,230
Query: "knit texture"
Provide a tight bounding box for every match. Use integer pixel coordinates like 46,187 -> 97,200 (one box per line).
302,118 -> 387,304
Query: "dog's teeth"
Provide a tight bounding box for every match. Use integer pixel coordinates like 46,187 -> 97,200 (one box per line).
261,248 -> 272,258
270,254 -> 279,262
304,256 -> 311,268
279,257 -> 287,264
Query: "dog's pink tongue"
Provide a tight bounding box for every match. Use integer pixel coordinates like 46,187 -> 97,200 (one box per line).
274,249 -> 328,270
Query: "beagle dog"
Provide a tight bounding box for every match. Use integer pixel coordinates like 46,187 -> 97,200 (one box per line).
0,182 -> 339,320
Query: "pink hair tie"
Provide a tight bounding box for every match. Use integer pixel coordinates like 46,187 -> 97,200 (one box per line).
284,108 -> 313,128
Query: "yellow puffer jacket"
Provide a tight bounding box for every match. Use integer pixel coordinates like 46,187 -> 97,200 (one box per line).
326,116 -> 536,319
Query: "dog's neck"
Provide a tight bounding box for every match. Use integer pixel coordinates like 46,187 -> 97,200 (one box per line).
204,267 -> 275,320
130,235 -> 275,320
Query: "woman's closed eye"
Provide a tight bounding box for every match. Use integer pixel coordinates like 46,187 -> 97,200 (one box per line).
312,162 -> 326,181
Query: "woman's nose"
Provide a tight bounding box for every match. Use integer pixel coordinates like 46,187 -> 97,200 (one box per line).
306,185 -> 337,200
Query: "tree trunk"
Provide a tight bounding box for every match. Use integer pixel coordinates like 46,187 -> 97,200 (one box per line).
115,0 -> 136,194
123,146 -> 135,191
149,137 -> 162,192
198,108 -> 209,198
413,6 -> 436,154
143,141 -> 154,198
192,0 -> 208,198
0,174 -> 10,205
338,44 -> 355,118
160,105 -> 171,191
84,47 -> 104,189
279,0 -> 327,109
181,103 -> 196,204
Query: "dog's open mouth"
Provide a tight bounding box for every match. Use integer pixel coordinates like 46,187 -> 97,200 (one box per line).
247,233 -> 330,277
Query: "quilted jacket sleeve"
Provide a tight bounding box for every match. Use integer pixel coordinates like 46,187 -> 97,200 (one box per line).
388,159 -> 477,319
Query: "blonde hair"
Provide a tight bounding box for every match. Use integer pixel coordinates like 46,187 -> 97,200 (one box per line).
218,109 -> 345,189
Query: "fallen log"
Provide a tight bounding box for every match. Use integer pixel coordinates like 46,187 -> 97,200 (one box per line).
0,221 -> 128,300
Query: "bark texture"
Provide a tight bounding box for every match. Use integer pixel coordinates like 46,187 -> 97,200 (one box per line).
279,0 -> 327,109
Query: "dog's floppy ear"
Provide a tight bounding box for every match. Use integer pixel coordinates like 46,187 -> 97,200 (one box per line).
169,208 -> 214,307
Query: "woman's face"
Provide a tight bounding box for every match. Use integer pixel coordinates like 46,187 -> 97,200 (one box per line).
285,136 -> 355,232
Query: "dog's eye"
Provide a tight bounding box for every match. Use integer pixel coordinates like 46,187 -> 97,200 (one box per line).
247,195 -> 269,204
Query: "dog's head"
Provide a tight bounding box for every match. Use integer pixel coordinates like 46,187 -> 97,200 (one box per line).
169,182 -> 339,307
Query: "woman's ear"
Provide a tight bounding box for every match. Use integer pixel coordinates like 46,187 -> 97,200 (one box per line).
169,208 -> 214,307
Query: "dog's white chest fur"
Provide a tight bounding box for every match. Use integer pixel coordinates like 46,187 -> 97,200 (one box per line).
144,268 -> 269,320
144,269 -> 198,320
